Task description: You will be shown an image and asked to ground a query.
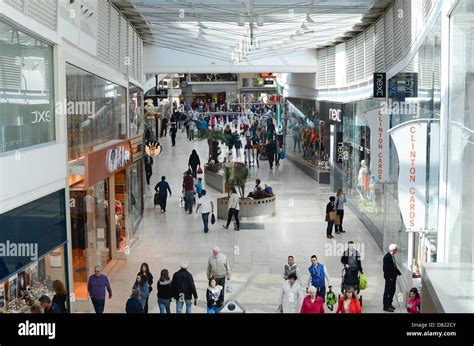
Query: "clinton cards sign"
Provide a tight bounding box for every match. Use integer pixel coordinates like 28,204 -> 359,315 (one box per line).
388,119 -> 439,232
365,108 -> 389,183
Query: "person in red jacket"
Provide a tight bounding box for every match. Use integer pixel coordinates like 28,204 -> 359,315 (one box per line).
336,287 -> 362,314
300,286 -> 324,314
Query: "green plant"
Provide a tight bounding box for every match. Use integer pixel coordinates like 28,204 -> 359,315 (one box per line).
223,162 -> 249,197
199,129 -> 229,162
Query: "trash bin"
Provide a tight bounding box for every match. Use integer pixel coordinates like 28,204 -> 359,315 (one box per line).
219,300 -> 246,313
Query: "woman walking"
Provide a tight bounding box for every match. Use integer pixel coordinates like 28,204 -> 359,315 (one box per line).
157,269 -> 172,314
325,196 -> 336,239
335,287 -> 362,314
300,286 -> 325,314
52,280 -> 68,313
132,273 -> 150,311
206,276 -> 224,313
137,263 -> 153,313
278,273 -> 303,313
223,187 -> 240,231
335,189 -> 347,234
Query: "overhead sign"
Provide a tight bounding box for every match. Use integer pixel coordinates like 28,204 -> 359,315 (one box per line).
388,119 -> 439,232
364,107 -> 390,183
388,73 -> 418,100
260,73 -> 276,78
320,102 -> 343,124
373,73 -> 386,98
264,79 -> 274,85
157,88 -> 168,99
106,145 -> 131,173
145,141 -> 162,157
329,108 -> 342,122
336,132 -> 344,163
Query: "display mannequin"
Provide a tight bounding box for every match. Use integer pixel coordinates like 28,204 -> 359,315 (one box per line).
358,160 -> 370,200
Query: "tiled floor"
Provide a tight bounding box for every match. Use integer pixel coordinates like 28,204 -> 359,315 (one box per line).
104,130 -> 404,313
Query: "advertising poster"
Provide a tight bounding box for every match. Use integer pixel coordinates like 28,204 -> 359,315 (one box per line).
8,275 -> 17,302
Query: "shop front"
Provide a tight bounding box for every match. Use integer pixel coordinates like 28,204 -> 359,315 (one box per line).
0,190 -> 68,313
69,138 -> 143,309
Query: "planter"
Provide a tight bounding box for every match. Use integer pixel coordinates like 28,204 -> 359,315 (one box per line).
217,196 -> 276,220
204,169 -> 226,193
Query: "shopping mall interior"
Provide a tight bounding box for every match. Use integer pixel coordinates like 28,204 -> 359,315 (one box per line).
0,0 -> 473,317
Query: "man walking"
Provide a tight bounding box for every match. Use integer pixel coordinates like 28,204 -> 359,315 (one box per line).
170,123 -> 177,147
144,155 -> 153,185
341,241 -> 363,273
154,176 -> 172,213
306,255 -> 331,302
182,170 -> 195,214
383,244 -> 401,312
171,262 -> 198,314
282,255 -> 302,282
196,190 -> 214,233
87,266 -> 112,314
206,247 -> 231,293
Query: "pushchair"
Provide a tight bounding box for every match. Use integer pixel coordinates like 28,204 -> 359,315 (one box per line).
340,267 -> 362,306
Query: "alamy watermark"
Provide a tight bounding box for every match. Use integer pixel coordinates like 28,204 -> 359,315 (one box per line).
324,241 -> 365,261
379,100 -> 418,116
30,100 -> 96,124
0,240 -> 38,261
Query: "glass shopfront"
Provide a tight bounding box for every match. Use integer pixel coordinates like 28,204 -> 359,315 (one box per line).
0,20 -> 55,153
0,190 -> 68,313
129,84 -> 144,138
342,14 -> 441,288
445,0 -> 474,303
66,64 -> 127,161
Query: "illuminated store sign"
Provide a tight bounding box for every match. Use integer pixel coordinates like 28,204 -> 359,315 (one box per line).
389,119 -> 439,231
106,146 -> 131,173
365,108 -> 390,183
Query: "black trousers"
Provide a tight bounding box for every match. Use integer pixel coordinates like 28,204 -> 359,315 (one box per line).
144,296 -> 149,313
215,277 -> 226,293
159,195 -> 168,211
268,158 -> 274,169
226,208 -> 240,229
171,135 -> 176,146
383,277 -> 397,309
145,169 -> 152,185
335,210 -> 344,233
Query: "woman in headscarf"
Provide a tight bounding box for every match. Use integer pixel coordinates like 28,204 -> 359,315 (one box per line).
188,150 -> 201,178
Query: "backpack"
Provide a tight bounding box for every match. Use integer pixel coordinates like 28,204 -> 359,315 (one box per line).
326,287 -> 337,311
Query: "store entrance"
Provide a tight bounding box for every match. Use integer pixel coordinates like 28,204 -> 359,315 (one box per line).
69,179 -> 112,300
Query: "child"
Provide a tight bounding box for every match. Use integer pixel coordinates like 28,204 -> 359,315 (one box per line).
406,287 -> 421,314
195,177 -> 204,198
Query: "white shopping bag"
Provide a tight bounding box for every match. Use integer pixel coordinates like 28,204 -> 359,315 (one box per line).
226,280 -> 233,293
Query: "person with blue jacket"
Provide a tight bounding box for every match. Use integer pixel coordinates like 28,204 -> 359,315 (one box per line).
126,289 -> 144,314
306,255 -> 331,302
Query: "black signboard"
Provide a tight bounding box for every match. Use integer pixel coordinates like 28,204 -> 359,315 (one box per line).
373,72 -> 386,98
264,80 -> 274,85
157,88 -> 168,99
319,101 -> 343,124
336,132 -> 344,163
388,73 -> 418,101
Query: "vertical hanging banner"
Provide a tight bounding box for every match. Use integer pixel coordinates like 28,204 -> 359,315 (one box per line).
364,108 -> 390,183
388,119 -> 439,232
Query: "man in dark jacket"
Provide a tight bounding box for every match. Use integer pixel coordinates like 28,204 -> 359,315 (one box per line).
170,124 -> 178,147
341,241 -> 363,273
383,244 -> 401,312
155,176 -> 172,213
126,290 -> 144,313
144,155 -> 153,185
39,295 -> 61,314
265,140 -> 276,169
171,262 -> 198,314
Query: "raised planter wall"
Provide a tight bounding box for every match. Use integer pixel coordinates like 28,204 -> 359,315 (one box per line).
204,170 -> 226,193
217,196 -> 276,220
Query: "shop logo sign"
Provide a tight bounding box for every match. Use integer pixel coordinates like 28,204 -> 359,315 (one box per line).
373,72 -> 386,98
31,111 -> 51,124
329,108 -> 342,122
336,132 -> 344,163
106,146 -> 130,173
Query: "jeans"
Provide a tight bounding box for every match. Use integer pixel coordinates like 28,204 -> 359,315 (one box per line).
207,306 -> 220,314
159,195 -> 168,212
158,298 -> 171,314
189,130 -> 194,141
226,208 -> 240,229
202,212 -> 210,233
317,286 -> 326,302
176,299 -> 193,314
185,191 -> 194,214
91,298 -> 105,314
383,277 -> 397,309
326,222 -> 334,237
293,138 -> 301,152
335,210 -> 344,233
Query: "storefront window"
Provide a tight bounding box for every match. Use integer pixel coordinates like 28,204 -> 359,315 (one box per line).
129,84 -> 144,138
446,1 -> 474,296
128,162 -> 143,238
0,20 -> 55,153
66,64 -> 126,161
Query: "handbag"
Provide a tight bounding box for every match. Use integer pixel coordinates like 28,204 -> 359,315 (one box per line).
197,167 -> 203,174
211,213 -> 216,225
329,211 -> 337,221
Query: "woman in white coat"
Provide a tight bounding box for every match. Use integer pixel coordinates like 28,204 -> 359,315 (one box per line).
278,273 -> 304,313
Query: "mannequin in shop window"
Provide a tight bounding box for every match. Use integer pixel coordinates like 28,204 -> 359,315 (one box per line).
115,199 -> 125,250
357,160 -> 370,201
311,129 -> 318,162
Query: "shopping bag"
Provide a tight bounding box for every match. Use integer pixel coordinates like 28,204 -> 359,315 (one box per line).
359,274 -> 368,290
197,167 -> 203,174
334,214 -> 341,225
211,213 -> 216,225
279,151 -> 286,160
329,211 -> 338,221
226,280 -> 233,293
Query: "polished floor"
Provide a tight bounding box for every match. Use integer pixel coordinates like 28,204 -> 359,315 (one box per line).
104,129 -> 404,313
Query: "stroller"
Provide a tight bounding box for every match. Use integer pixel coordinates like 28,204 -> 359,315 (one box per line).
340,267 -> 363,306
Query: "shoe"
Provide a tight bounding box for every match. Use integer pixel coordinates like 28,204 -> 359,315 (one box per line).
383,308 -> 395,312
222,225 -> 228,229
390,305 -> 396,310
340,230 -> 346,233
235,228 -> 240,231
335,231 -> 340,234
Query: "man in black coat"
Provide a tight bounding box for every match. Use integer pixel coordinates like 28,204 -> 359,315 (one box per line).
383,244 -> 401,312
341,241 -> 363,273
265,139 -> 277,169
144,155 -> 153,185
171,262 -> 198,314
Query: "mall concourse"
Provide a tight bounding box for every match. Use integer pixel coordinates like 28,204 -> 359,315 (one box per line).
0,0 -> 473,315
